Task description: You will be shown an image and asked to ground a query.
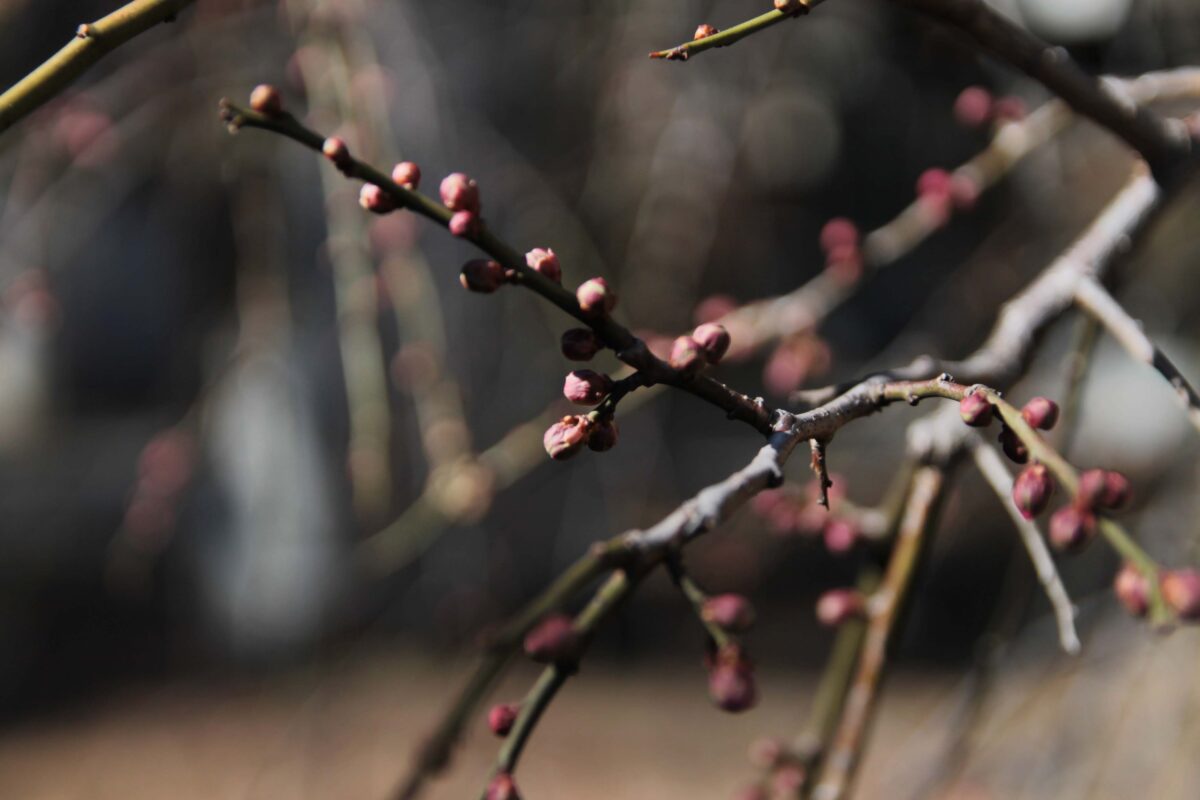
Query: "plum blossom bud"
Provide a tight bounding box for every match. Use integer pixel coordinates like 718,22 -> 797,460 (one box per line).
1161,568 -> 1200,620
1077,469 -> 1131,512
322,136 -> 351,171
486,772 -> 521,800
439,172 -> 480,213
524,614 -> 581,662
818,217 -> 859,253
999,427 -> 1028,464
358,184 -> 396,214
670,335 -> 704,374
692,323 -> 731,364
953,85 -> 993,128
701,594 -> 756,632
487,703 -> 519,737
959,392 -> 993,427
561,328 -> 602,361
587,418 -> 619,452
563,369 -> 613,405
707,645 -> 757,713
1012,463 -> 1053,519
249,84 -> 283,115
391,161 -> 421,189
816,588 -> 864,627
917,167 -> 952,198
1114,563 -> 1150,618
1048,505 -> 1096,551
774,0 -> 805,13
459,259 -> 505,293
1020,397 -> 1059,430
576,277 -> 616,315
448,210 -> 478,237
822,518 -> 858,554
525,247 -> 561,283
543,416 -> 591,460
694,24 -> 719,40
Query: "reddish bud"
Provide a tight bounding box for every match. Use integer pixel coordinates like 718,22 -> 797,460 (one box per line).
439,172 -> 480,213
694,24 -> 719,40
670,335 -> 705,374
818,217 -> 859,253
1020,397 -> 1060,431
359,184 -> 396,214
774,0 -> 805,13
543,416 -> 591,460
249,84 -> 283,115
1077,469 -> 1131,512
707,645 -> 757,713
916,167 -> 952,199
822,518 -> 858,554
524,247 -> 562,283
702,594 -> 756,632
576,277 -> 616,315
563,369 -> 613,405
1047,505 -> 1096,552
953,85 -> 993,128
322,136 -> 351,170
1113,563 -> 1150,618
523,614 -> 581,662
561,328 -> 602,361
486,772 -> 521,800
692,323 -> 731,364
1161,568 -> 1200,620
959,392 -> 993,427
487,703 -> 519,737
999,427 -> 1028,464
816,588 -> 864,627
391,161 -> 421,190
772,765 -> 806,796
993,95 -> 1027,122
587,417 -> 619,452
1012,463 -> 1053,519
459,259 -> 506,293
448,209 -> 478,237
693,294 -> 738,325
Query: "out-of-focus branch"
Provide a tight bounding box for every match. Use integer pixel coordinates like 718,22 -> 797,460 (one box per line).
1074,275 -> 1200,435
0,0 -> 195,137
648,2 -> 826,61
1057,314 -> 1100,454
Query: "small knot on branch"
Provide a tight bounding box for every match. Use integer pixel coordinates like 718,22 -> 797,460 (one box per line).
75,24 -> 95,39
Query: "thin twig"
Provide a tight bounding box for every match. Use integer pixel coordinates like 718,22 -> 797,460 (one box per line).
648,2 -> 827,61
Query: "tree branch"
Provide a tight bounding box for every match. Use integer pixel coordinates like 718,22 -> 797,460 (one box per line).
648,2 -> 827,61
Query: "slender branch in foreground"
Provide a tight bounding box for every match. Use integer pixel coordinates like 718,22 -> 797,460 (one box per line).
648,2 -> 826,61
0,0 -> 195,137
970,439 -> 1080,655
1057,313 -> 1100,454
1073,275 -> 1200,435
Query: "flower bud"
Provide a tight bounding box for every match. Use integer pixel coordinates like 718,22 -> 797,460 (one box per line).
576,277 -> 616,315
815,588 -> 864,627
670,335 -> 704,374
999,427 -> 1028,464
358,184 -> 396,214
822,518 -> 858,554
1077,469 -> 1131,512
818,217 -> 859,253
702,594 -> 756,633
1012,463 -> 1053,519
391,161 -> 421,190
459,259 -> 505,293
707,645 -> 757,713
543,416 -> 591,460
692,323 -> 731,364
1047,505 -> 1095,552
322,136 -> 351,171
993,95 -> 1027,122
439,172 -> 480,213
772,765 -> 806,796
525,247 -> 561,283
1113,563 -> 1150,618
953,85 -> 993,128
487,703 -> 519,737
249,84 -> 283,116
448,209 -> 478,237
561,328 -> 602,361
774,0 -> 805,13
959,392 -> 993,427
1161,568 -> 1200,620
563,369 -> 613,405
587,418 -> 619,452
694,23 -> 719,40
916,167 -> 952,200
1020,396 -> 1059,431
523,614 -> 581,662
486,772 -> 521,800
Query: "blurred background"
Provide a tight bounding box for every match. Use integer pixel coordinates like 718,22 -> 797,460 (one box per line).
2,0 -> 1200,797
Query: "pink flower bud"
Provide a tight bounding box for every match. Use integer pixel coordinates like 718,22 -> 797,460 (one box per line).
1114,563 -> 1150,618
953,85 -> 993,128
670,335 -> 704,374
772,765 -> 806,796
322,136 -> 351,171
1012,464 -> 1053,519
448,210 -> 478,237
774,0 -> 805,13
993,95 -> 1027,122
822,518 -> 858,554
1077,469 -> 1131,512
1161,568 -> 1200,621
701,594 -> 756,632
391,161 -> 421,190
1047,505 -> 1095,551
523,614 -> 581,662
563,369 -> 613,405
358,184 -> 396,214
525,247 -> 562,283
917,167 -> 952,199
459,259 -> 505,293
249,84 -> 283,116
1020,397 -> 1059,431
694,23 -> 719,40
692,323 -> 731,364
543,416 -> 591,460
816,588 -> 864,627
707,645 -> 757,713
487,703 -> 519,737
999,427 -> 1028,464
576,277 -> 616,315
818,217 -> 859,253
959,392 -> 993,427
439,172 -> 480,213
486,772 -> 521,800
561,328 -> 602,361
587,418 -> 619,452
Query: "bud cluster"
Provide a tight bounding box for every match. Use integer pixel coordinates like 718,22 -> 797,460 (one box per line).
440,172 -> 481,237
542,414 -> 618,460
915,167 -> 979,226
1049,466 -> 1128,553
953,85 -> 1028,130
